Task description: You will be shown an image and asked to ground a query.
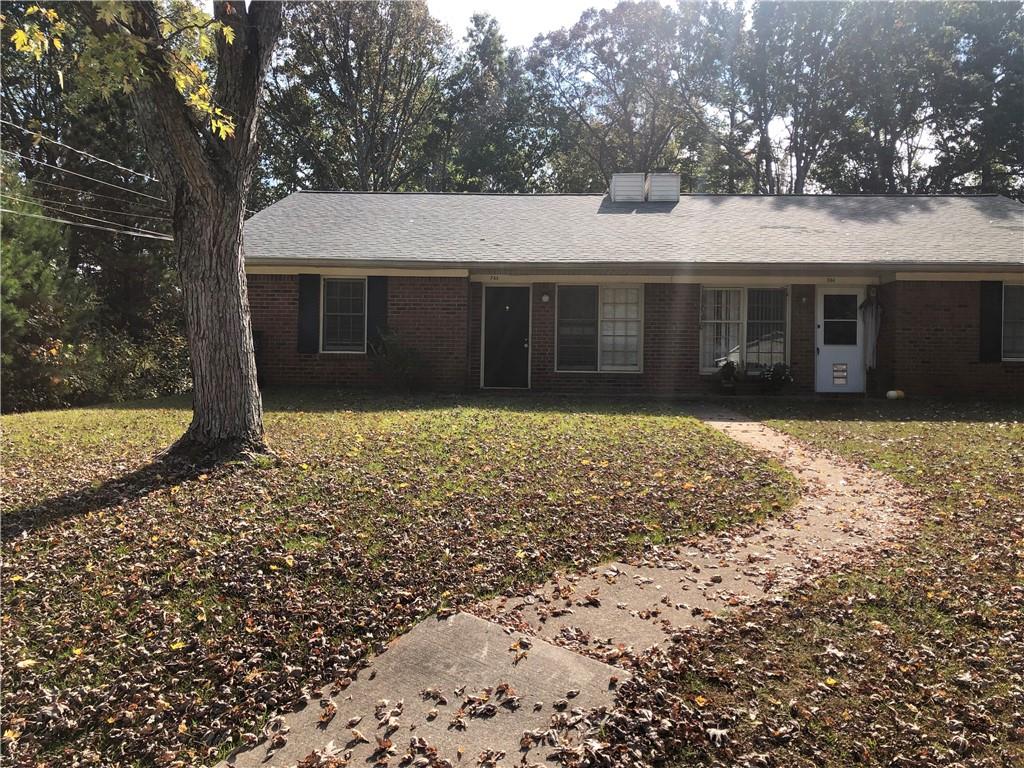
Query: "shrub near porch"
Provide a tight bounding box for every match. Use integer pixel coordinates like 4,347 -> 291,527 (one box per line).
0,392 -> 796,766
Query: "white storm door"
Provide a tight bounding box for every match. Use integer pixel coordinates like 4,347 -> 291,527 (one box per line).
816,286 -> 866,393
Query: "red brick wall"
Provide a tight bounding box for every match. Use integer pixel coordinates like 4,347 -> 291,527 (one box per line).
468,282 -> 704,395
468,282 -> 482,388
789,284 -> 815,392
247,274 -> 469,389
877,281 -> 1024,398
251,276 -> 1022,398
387,277 -> 470,390
464,281 -> 820,396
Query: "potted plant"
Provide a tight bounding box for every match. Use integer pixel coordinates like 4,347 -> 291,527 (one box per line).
718,360 -> 738,393
759,362 -> 793,394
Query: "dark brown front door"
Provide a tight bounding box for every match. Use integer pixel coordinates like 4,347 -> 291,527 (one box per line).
483,286 -> 530,388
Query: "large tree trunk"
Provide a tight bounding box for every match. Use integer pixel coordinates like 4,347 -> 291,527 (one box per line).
82,1 -> 284,461
170,181 -> 266,457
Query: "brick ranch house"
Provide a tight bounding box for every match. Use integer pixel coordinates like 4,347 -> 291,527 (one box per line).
243,173 -> 1024,398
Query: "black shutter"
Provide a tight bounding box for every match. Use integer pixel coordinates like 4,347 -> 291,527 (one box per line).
367,276 -> 388,349
297,274 -> 321,353
979,281 -> 1003,363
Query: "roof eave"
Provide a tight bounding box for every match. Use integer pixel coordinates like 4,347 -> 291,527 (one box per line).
243,256 -> 1024,275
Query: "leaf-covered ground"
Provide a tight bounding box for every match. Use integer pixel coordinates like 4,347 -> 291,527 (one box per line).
0,391 -> 796,767
582,400 -> 1024,768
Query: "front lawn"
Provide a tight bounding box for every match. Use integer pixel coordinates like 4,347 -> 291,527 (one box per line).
600,400 -> 1024,768
0,390 -> 795,766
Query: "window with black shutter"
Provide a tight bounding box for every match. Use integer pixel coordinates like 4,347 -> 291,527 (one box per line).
321,278 -> 366,353
1003,283 -> 1024,361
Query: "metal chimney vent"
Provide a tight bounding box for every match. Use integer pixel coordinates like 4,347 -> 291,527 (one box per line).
647,173 -> 681,202
609,173 -> 646,202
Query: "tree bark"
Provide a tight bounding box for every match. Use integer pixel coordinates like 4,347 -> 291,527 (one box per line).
170,180 -> 266,457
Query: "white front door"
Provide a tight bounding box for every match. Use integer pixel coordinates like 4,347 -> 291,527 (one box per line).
816,286 -> 866,393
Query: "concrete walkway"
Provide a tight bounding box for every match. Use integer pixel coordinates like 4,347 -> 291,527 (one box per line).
223,613 -> 620,768
220,408 -> 919,768
475,406 -> 920,661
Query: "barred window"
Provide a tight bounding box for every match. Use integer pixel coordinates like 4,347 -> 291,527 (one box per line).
556,286 -> 599,370
700,287 -> 788,372
745,288 -> 787,370
699,288 -> 742,370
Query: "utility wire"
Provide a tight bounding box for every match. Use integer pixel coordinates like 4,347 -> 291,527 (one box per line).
0,118 -> 161,182
1,149 -> 167,202
9,180 -> 258,221
0,194 -> 170,237
0,191 -> 173,223
0,208 -> 174,242
1,176 -> 168,213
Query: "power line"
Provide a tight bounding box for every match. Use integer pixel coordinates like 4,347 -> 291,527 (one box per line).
1,176 -> 168,213
9,177 -> 258,220
1,149 -> 166,202
1,208 -> 174,242
0,193 -> 170,237
2,203 -> 170,239
0,190 -> 172,223
0,118 -> 161,183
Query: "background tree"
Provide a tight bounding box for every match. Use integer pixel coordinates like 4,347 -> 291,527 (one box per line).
756,1 -> 851,193
1,0 -> 187,412
812,2 -> 936,193
257,0 -> 448,201
685,1 -> 759,193
529,1 -> 692,182
440,14 -> 552,191
926,1 -> 1024,196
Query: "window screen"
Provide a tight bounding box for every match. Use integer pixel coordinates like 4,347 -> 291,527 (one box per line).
322,278 -> 366,352
745,288 -> 787,369
1004,284 -> 1024,360
557,286 -> 599,370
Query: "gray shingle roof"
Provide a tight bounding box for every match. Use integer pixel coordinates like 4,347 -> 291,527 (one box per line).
243,191 -> 1024,270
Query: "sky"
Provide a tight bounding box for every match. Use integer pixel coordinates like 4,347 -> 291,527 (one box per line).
426,0 -> 620,48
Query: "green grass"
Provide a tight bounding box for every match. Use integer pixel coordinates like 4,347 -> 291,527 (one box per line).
0,389 -> 797,766
623,399 -> 1024,767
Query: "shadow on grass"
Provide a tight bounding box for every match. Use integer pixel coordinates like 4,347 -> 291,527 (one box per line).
1,457 -> 205,542
735,397 -> 1023,425
62,387 -> 1021,423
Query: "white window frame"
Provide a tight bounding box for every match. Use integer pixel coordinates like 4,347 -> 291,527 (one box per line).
699,286 -> 790,374
1003,283 -> 1024,362
320,277 -> 368,354
554,283 -> 644,374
